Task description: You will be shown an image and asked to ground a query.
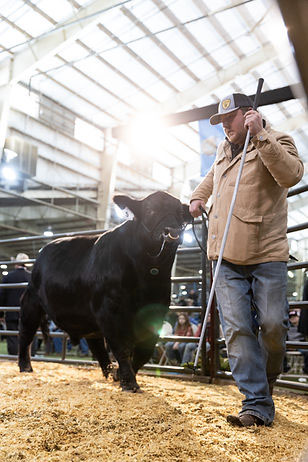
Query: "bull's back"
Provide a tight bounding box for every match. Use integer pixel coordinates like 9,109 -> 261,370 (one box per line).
31,235 -> 100,334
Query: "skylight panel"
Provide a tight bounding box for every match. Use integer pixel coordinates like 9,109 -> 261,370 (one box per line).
14,8 -> 53,36
129,0 -> 161,19
157,28 -> 202,65
104,48 -> 159,89
261,104 -> 287,126
235,73 -> 259,94
75,58 -> 138,101
165,68 -> 198,92
202,0 -> 226,12
244,0 -> 268,24
103,46 -> 136,71
188,56 -> 216,80
34,55 -> 63,72
263,69 -> 288,89
77,26 -> 114,52
0,0 -> 26,20
280,100 -> 305,117
215,9 -> 248,39
128,37 -> 178,75
121,91 -> 156,112
185,18 -> 224,54
58,42 -> 90,62
166,0 -> 204,22
100,7 -> 143,43
235,34 -> 260,56
50,65 -> 121,113
132,2 -> 173,33
211,44 -> 238,69
0,23 -> 26,49
35,0 -> 76,23
142,79 -> 175,102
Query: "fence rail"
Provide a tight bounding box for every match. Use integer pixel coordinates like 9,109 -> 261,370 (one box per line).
0,188 -> 307,392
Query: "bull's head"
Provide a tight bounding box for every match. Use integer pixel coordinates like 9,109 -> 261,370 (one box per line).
113,191 -> 192,255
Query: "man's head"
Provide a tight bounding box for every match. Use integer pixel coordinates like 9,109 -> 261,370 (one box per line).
210,93 -> 253,145
289,310 -> 299,325
15,253 -> 29,267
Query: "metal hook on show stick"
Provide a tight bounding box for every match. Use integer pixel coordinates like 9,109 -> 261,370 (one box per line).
193,78 -> 264,372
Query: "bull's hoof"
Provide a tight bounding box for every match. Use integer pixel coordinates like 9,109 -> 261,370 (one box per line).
102,364 -> 112,379
19,365 -> 33,373
121,384 -> 140,393
111,366 -> 120,382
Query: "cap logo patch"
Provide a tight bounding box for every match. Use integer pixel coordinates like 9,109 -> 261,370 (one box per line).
222,99 -> 231,110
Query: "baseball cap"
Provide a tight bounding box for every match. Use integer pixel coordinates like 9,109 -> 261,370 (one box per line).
210,93 -> 254,125
15,253 -> 29,262
289,310 -> 298,317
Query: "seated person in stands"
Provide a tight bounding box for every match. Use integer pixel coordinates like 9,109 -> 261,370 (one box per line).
284,310 -> 308,374
165,312 -> 194,365
181,323 -> 210,366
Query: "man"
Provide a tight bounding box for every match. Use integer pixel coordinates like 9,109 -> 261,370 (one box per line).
0,253 -> 31,355
190,93 -> 304,427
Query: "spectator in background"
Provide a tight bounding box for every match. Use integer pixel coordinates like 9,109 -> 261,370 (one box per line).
284,310 -> 308,374
49,320 -> 89,356
188,289 -> 199,305
165,312 -> 194,365
298,280 -> 308,370
0,253 -> 32,355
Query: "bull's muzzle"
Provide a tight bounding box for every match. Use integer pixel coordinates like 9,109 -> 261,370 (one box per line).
163,227 -> 181,243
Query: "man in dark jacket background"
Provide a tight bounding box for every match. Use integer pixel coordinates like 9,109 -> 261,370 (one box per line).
0,253 -> 31,355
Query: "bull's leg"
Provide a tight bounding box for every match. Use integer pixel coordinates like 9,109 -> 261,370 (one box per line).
86,338 -> 112,378
107,340 -> 139,392
18,288 -> 42,372
132,335 -> 158,374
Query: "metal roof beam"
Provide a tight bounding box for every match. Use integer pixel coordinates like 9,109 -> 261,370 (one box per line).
157,42 -> 277,114
0,0 -> 129,84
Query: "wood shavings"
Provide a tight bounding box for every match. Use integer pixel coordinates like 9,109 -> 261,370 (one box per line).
0,361 -> 307,461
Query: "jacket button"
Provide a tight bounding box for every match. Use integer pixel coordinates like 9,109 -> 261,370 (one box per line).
217,193 -> 220,197
214,215 -> 218,218
212,235 -> 216,239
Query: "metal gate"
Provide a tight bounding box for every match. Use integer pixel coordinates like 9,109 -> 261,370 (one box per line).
0,185 -> 307,392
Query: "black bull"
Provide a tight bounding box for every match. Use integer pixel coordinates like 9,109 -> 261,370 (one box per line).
18,191 -> 192,391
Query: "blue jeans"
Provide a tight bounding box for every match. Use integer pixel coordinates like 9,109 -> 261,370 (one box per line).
214,260 -> 289,425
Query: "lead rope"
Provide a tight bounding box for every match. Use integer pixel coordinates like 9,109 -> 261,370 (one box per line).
192,207 -> 208,255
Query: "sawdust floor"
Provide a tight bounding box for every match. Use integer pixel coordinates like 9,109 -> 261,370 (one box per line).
0,361 -> 307,462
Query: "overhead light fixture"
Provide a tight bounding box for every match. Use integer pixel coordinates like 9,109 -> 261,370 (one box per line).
1,165 -> 17,181
43,226 -> 53,237
3,148 -> 18,162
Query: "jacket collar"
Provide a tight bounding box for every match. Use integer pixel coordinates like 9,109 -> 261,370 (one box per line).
221,118 -> 268,161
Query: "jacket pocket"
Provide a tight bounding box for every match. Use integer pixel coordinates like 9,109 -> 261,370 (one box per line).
223,207 -> 262,263
229,151 -> 259,186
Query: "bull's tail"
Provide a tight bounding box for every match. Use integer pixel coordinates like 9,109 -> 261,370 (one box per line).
40,313 -> 50,344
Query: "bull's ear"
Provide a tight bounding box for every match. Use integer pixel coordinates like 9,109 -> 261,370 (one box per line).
113,195 -> 142,217
182,204 -> 193,223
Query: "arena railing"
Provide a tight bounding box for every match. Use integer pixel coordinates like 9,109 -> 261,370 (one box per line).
0,184 -> 307,392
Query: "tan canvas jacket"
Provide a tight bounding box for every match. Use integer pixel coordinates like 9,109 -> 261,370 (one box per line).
190,124 -> 304,265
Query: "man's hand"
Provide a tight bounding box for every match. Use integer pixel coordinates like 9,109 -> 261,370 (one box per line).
244,109 -> 263,137
189,199 -> 206,218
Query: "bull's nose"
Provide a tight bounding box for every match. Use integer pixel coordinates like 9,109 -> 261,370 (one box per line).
164,227 -> 180,240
